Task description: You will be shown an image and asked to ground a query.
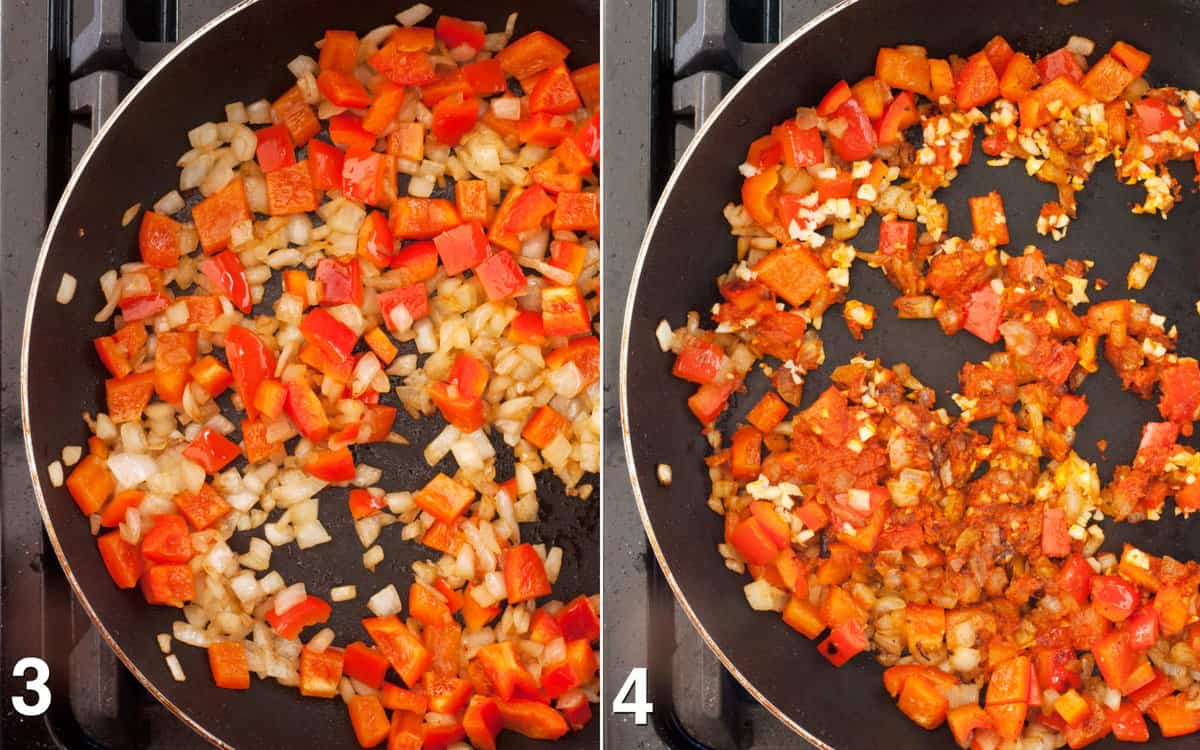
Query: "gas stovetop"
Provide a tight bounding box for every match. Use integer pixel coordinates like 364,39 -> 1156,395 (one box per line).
1,4 -> 244,748
602,1 -> 836,748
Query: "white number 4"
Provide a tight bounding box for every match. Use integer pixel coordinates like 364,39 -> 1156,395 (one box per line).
612,667 -> 653,725
12,657 -> 51,717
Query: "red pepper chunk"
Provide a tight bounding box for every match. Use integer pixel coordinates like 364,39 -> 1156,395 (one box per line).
463,696 -> 503,750
119,292 -> 170,323
544,336 -> 600,385
199,251 -> 252,313
496,30 -> 569,79
94,336 -> 132,378
672,339 -> 724,384
347,695 -> 390,748
315,257 -> 363,307
363,615 -> 431,688
301,307 -> 358,363
552,191 -> 600,233
138,211 -> 182,269
557,595 -> 601,643
435,15 -> 485,52
266,160 -> 319,216
475,252 -> 528,301
255,123 -> 296,173
370,44 -> 439,86
192,177 -> 251,254
429,380 -> 484,431
378,284 -> 428,332
390,197 -> 462,239
1042,506 -> 1071,557
409,582 -> 453,627
141,564 -> 195,606
284,376 -> 330,441
504,543 -> 551,604
317,29 -> 358,73
817,620 -> 868,667
431,94 -> 480,146
522,405 -> 570,449
362,82 -> 406,136
329,113 -> 376,151
97,531 -> 142,589
529,64 -> 582,115
356,211 -> 394,268
224,325 -> 275,420
348,488 -> 387,521
1057,553 -> 1094,606
463,58 -> 507,97
963,284 -> 1002,344
828,97 -> 877,162
541,286 -> 591,336
956,52 -> 1001,110
1037,47 -> 1085,84
414,473 -> 476,524
174,483 -> 231,531
1148,694 -> 1200,737
1108,701 -> 1149,742
316,69 -> 370,109
433,222 -> 489,276
729,516 -> 779,565
183,426 -> 240,474
207,641 -> 250,690
303,446 -> 356,482
342,148 -> 395,208
297,646 -> 343,699
878,91 -> 918,145
266,595 -> 331,640
1158,358 -> 1200,431
1092,575 -> 1139,622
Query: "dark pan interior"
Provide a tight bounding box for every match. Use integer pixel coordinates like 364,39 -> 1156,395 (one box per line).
624,0 -> 1200,747
22,0 -> 597,747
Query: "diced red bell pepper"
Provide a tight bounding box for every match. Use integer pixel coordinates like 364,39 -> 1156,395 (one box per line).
378,284 -> 428,331
193,177 -> 251,254
317,29 -> 359,73
409,582 -> 453,627
878,217 -> 917,256
956,52 -> 1001,110
255,123 -> 296,173
518,112 -> 575,147
329,113 -> 376,152
428,381 -> 484,431
730,426 -> 763,480
1111,41 -> 1151,78
1041,507 -> 1071,557
495,699 -> 568,741
140,563 -> 195,606
97,531 -> 142,589
522,405 -> 570,449
875,47 -> 931,97
199,250 -> 252,313
817,80 -> 852,117
477,640 -> 539,702
99,489 -> 143,528
266,159 -> 319,216
1092,576 -> 1140,622
317,69 -> 370,109
1057,553 -> 1094,605
507,309 -> 547,345
138,211 -> 182,269
361,82 -> 406,136
746,391 -> 788,433
556,595 -> 600,643
273,85 -> 321,146
1037,47 -> 1085,84
370,42 -> 438,86
207,641 -> 250,690
348,488 -> 387,521
574,111 -> 600,162
504,543 -> 551,604
390,197 -> 462,239
754,242 -> 826,306
363,615 -> 430,688
348,694 -> 390,748
877,91 -> 918,145
173,483 -> 231,531
189,356 -> 232,397
432,221 -> 489,276
986,655 -> 1031,740
570,63 -> 600,111
355,211 -> 395,269
1158,358 -> 1200,430
431,94 -> 481,146
224,326 -> 275,420
1081,54 -> 1136,104
541,286 -> 591,336
305,140 -> 345,194
301,307 -> 358,363
730,516 -> 780,565
1108,701 -> 1149,742
266,595 -> 331,640
963,285 -> 1003,344
341,148 -> 395,208
118,292 -> 170,323
1148,694 -> 1200,737
461,58 -> 507,97
474,252 -> 527,301
105,370 -> 155,424
414,473 -> 476,524
94,336 -> 132,378
817,620 -> 868,667
1134,96 -> 1182,136
315,257 -> 363,307
1000,52 -> 1041,101
153,330 -> 197,405
1126,606 -> 1159,651
496,30 -> 569,79
303,446 -> 355,482
529,64 -> 582,115
283,376 -> 329,441
463,696 -> 503,750
688,380 -> 735,424
503,184 -> 557,235
391,239 -> 439,282
828,97 -> 877,162
969,191 -> 1009,246
897,672 -> 950,730
435,15 -> 485,51
182,426 -> 240,475
548,239 -> 588,281
1094,630 -> 1136,690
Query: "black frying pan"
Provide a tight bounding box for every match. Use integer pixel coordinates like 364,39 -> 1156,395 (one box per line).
20,1 -> 598,748
622,0 -> 1200,747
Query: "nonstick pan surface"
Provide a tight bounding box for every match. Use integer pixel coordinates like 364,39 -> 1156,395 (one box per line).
621,0 -> 1200,747
21,1 -> 598,747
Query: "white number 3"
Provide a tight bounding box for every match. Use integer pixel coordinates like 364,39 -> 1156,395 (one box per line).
12,657 -> 51,717
612,666 -> 653,725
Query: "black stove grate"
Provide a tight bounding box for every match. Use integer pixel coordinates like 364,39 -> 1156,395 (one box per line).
1,3 -> 239,748
603,1 -> 840,748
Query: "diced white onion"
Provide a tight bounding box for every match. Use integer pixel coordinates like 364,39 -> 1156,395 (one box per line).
56,273 -> 77,304
367,584 -> 402,617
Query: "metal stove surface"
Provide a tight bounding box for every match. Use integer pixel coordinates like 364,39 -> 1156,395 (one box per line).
603,1 -> 837,748
2,3 -> 239,748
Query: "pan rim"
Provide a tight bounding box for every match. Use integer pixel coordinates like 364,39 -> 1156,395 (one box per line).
20,1 -> 267,747
617,0 -> 858,747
